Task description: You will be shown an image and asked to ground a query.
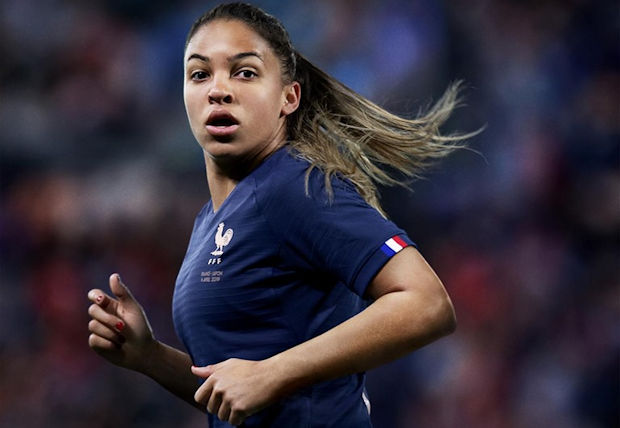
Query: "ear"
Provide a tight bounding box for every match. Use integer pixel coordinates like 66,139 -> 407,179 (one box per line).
281,81 -> 301,116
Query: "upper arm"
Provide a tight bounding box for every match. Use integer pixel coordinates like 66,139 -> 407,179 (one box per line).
365,247 -> 443,298
365,246 -> 456,332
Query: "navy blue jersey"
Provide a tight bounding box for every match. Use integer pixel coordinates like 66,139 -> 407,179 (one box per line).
172,146 -> 413,427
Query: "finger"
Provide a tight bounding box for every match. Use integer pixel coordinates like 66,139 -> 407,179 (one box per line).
192,364 -> 215,379
87,289 -> 119,313
229,409 -> 246,426
109,274 -> 138,306
88,304 -> 126,333
217,401 -> 231,423
194,378 -> 214,406
88,333 -> 121,352
207,387 -> 223,415
88,319 -> 125,346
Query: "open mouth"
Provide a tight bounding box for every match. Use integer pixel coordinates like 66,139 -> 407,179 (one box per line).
206,111 -> 239,127
208,116 -> 238,127
205,111 -> 240,137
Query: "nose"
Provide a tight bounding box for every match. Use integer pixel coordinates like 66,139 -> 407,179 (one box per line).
208,76 -> 233,104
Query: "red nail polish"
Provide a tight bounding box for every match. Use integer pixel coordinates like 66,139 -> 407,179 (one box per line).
116,321 -> 125,331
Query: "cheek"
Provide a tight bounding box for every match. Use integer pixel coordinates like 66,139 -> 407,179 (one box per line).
184,90 -> 201,125
251,92 -> 285,124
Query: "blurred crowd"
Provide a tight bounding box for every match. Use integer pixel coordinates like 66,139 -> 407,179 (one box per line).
0,0 -> 617,427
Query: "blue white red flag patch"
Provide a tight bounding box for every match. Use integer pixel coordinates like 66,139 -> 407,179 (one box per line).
380,235 -> 409,257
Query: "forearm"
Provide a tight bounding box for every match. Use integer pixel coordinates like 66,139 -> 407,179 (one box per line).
267,289 -> 455,395
139,341 -> 205,412
188,249 -> 455,424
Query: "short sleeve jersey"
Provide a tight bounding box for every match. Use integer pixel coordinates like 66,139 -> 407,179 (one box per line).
172,146 -> 414,428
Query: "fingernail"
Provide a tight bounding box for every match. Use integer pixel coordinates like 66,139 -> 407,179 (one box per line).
96,295 -> 103,304
116,321 -> 125,331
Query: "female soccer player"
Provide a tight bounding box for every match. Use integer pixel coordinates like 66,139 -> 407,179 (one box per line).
87,3 -> 469,427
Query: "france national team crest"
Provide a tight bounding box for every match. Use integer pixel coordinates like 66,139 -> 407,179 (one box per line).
208,222 -> 234,265
380,235 -> 409,257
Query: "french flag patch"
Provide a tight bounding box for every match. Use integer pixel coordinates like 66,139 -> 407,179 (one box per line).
380,235 -> 409,257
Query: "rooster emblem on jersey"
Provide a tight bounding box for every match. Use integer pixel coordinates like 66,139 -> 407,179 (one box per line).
211,222 -> 234,256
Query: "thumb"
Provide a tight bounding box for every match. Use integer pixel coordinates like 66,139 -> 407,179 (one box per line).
109,273 -> 137,304
191,364 -> 215,379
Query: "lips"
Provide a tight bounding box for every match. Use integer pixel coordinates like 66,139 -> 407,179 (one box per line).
205,110 -> 240,137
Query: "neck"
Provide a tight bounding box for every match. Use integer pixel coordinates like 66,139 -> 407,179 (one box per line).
204,142 -> 286,212
205,161 -> 238,212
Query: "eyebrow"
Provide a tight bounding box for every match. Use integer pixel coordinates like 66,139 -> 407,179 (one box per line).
186,51 -> 264,64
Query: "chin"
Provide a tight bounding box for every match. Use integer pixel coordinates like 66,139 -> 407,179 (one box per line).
211,134 -> 235,144
199,135 -> 235,150
202,140 -> 245,161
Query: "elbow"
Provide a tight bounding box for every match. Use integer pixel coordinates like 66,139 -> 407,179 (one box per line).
424,291 -> 457,341
398,291 -> 457,352
398,287 -> 458,351
440,297 -> 457,336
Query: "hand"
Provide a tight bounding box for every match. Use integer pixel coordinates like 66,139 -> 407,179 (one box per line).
87,274 -> 156,372
192,358 -> 283,426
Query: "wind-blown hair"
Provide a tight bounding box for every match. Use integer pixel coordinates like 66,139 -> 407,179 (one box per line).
186,2 -> 476,214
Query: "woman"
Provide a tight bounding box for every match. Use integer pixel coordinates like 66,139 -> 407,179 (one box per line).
87,3 -> 469,427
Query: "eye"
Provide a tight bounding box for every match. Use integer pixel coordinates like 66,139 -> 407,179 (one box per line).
190,70 -> 209,81
235,69 -> 257,79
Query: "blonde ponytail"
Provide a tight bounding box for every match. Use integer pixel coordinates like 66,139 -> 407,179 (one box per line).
288,53 -> 478,215
187,4 -> 479,215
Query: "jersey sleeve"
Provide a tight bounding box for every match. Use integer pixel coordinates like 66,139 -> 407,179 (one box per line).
256,162 -> 415,297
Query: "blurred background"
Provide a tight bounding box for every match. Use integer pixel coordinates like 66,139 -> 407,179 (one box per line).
0,0 -> 618,427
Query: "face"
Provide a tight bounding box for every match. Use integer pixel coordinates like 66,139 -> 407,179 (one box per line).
183,19 -> 300,170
